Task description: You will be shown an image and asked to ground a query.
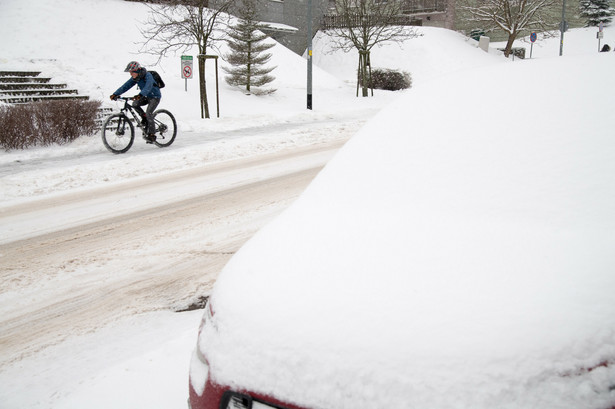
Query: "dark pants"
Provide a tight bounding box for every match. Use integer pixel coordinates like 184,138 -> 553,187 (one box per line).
133,97 -> 160,135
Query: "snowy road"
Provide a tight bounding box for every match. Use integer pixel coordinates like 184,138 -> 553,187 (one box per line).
0,139 -> 344,368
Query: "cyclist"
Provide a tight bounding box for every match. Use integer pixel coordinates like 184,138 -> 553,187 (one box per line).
110,61 -> 161,143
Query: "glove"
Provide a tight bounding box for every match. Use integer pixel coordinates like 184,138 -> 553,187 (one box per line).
110,94 -> 118,101
133,94 -> 142,101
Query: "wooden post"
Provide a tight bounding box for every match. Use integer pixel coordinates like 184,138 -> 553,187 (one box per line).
198,55 -> 220,118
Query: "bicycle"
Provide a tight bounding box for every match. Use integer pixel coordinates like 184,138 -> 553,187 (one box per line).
101,97 -> 177,154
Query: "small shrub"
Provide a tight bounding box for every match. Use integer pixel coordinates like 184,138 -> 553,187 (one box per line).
0,99 -> 101,151
359,68 -> 412,91
0,104 -> 35,150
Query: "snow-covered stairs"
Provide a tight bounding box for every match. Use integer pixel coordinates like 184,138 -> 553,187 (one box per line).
0,71 -> 90,104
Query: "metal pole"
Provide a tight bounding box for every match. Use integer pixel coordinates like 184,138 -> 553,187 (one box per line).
559,0 -> 566,56
530,42 -> 534,58
307,0 -> 313,110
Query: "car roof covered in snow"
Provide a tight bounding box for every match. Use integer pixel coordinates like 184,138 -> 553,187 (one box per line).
202,52 -> 615,409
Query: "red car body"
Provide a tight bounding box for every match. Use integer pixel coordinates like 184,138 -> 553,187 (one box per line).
188,299 -> 310,409
189,378 -> 309,409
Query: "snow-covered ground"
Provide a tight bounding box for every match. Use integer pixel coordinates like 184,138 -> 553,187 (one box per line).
1,0 -> 614,407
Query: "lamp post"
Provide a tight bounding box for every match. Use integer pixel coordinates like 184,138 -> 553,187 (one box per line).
307,0 -> 313,110
559,0 -> 567,56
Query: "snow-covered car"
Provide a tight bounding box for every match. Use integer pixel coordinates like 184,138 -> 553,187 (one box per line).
188,54 -> 615,409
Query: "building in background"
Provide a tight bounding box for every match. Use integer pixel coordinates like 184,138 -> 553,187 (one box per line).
237,0 -> 456,54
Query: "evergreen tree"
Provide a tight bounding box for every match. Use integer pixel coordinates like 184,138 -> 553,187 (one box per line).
223,0 -> 276,95
580,0 -> 615,27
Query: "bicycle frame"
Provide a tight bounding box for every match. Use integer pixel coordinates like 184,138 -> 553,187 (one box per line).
116,97 -> 147,134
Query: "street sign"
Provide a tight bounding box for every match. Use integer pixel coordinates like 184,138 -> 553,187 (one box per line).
529,32 -> 537,58
181,55 -> 193,79
599,22 -> 604,32
597,28 -> 604,52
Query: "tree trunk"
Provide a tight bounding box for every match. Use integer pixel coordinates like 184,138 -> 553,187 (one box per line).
198,55 -> 210,119
358,50 -> 370,97
361,58 -> 369,97
503,34 -> 517,58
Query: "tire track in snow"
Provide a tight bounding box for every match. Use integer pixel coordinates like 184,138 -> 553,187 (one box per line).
0,141 -> 343,366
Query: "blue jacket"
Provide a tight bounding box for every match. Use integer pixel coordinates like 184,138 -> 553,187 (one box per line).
114,69 -> 162,99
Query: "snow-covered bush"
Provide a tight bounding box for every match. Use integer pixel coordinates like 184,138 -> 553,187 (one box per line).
0,99 -> 100,150
360,68 -> 412,91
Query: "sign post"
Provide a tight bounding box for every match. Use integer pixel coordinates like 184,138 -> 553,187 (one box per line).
598,22 -> 604,52
530,32 -> 537,58
196,55 -> 220,118
181,55 -> 193,92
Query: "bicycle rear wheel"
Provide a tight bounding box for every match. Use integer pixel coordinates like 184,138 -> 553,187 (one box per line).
152,109 -> 177,148
102,113 -> 135,154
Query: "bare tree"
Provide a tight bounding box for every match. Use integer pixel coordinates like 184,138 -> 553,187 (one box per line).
140,0 -> 234,118
458,0 -> 560,57
325,0 -> 419,97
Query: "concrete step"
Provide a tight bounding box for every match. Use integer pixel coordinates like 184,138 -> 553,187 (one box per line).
0,71 -> 42,77
0,70 -> 91,105
0,76 -> 52,84
95,107 -> 116,129
0,83 -> 68,91
0,95 -> 90,104
0,88 -> 79,96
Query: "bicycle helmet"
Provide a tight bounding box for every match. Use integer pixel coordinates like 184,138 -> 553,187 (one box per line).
124,61 -> 141,72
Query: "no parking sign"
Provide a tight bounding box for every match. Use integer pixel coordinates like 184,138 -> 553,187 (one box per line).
181,55 -> 193,79
529,32 -> 537,58
181,55 -> 193,92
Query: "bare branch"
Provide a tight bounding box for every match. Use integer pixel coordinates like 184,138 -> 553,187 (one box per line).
138,0 -> 235,118
324,0 -> 420,96
138,0 -> 233,62
458,0 -> 560,56
326,0 -> 418,53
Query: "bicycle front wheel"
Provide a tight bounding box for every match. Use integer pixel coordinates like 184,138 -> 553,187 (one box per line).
152,109 -> 177,148
102,113 -> 135,154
